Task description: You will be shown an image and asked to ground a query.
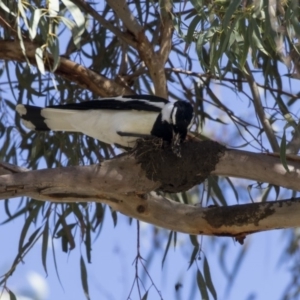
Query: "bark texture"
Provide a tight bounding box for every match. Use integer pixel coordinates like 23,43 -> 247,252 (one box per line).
1,139 -> 300,238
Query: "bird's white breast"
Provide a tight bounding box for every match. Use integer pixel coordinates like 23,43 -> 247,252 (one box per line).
68,110 -> 159,147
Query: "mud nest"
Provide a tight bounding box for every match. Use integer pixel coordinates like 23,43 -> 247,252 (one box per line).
133,138 -> 226,193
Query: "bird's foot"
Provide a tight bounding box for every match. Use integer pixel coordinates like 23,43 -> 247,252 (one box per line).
171,134 -> 182,157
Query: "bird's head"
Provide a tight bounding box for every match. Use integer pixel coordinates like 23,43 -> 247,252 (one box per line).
162,101 -> 194,141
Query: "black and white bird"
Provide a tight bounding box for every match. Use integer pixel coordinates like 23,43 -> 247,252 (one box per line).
16,95 -> 194,152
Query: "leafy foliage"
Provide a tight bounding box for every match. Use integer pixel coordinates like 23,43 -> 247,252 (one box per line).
0,0 -> 300,299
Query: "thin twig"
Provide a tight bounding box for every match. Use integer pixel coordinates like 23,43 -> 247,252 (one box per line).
140,259 -> 163,299
166,68 -> 300,100
70,0 -> 137,47
244,62 -> 280,152
0,162 -> 29,175
135,220 -> 142,298
0,13 -> 18,38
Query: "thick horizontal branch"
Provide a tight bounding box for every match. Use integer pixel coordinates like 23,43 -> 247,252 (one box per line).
1,140 -> 300,237
213,149 -> 300,190
0,153 -> 160,198
1,165 -> 300,237
0,40 -> 134,97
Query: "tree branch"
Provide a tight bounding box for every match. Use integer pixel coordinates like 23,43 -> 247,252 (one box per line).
0,40 -> 135,97
158,0 -> 173,63
166,68 -> 300,100
1,140 -> 300,237
2,141 -> 300,195
1,162 -> 300,237
213,149 -> 300,190
0,162 -> 29,176
106,0 -> 143,37
244,63 -> 280,152
106,0 -> 168,97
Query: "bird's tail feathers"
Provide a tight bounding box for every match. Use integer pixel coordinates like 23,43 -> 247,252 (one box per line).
16,104 -> 77,132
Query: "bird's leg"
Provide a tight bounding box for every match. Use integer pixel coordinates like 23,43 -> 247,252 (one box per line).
171,133 -> 182,157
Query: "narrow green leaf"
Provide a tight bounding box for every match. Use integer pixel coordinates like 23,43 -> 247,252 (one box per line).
196,269 -> 209,300
35,47 -> 45,75
251,19 -> 269,56
30,9 -> 42,39
240,21 -> 250,67
190,0 -> 203,12
19,227 -> 42,255
219,242 -> 229,277
61,0 -> 85,48
4,199 -> 12,218
42,220 -> 49,275
8,289 -> 17,300
162,231 -> 173,268
173,231 -> 177,248
94,203 -> 104,228
39,14 -> 49,41
16,16 -> 31,67
18,203 -> 41,252
218,17 -> 239,60
111,209 -> 118,227
189,235 -> 199,247
85,223 -> 92,263
80,256 -> 90,300
188,245 -> 199,270
204,257 -> 217,300
141,290 -> 149,300
273,185 -> 280,201
290,12 -> 300,36
225,245 -> 248,296
223,0 -> 242,29
48,36 -> 60,72
18,0 -> 30,30
56,221 -> 76,251
181,192 -> 189,204
60,16 -> 76,31
0,204 -> 30,224
48,0 -> 59,17
247,184 -> 255,203
208,176 -> 227,206
0,1 -> 16,16
261,184 -> 272,202
225,177 -> 239,203
51,237 -> 63,289
61,0 -> 85,30
53,206 -> 73,236
185,15 -> 202,44
280,130 -> 290,173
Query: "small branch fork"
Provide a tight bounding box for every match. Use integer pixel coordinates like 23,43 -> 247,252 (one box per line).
104,0 -> 174,98
0,40 -> 134,97
127,220 -> 163,300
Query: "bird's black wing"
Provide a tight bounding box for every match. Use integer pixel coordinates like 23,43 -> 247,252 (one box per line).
48,95 -> 169,112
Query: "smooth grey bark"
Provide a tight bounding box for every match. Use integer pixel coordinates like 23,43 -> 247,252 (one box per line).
1,146 -> 300,237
